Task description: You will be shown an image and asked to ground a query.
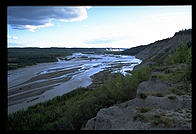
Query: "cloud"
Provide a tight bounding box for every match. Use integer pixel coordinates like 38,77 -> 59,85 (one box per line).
8,35 -> 18,40
24,22 -> 53,32
12,36 -> 18,40
7,36 -> 29,48
8,43 -> 25,47
84,38 -> 120,44
85,6 -> 92,9
83,34 -> 130,46
8,6 -> 89,32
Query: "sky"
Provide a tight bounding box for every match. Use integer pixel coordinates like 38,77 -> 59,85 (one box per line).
7,6 -> 192,48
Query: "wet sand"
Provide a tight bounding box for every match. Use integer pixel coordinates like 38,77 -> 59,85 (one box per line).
8,67 -> 80,96
8,77 -> 71,106
8,67 -> 80,107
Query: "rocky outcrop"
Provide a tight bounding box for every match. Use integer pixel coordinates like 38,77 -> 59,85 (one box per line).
85,95 -> 191,130
84,63 -> 192,130
136,80 -> 171,96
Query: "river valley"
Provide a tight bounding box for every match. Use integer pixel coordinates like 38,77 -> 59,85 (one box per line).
8,53 -> 141,114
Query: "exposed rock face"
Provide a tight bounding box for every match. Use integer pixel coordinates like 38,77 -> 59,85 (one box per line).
85,95 -> 191,130
85,76 -> 192,130
136,80 -> 171,96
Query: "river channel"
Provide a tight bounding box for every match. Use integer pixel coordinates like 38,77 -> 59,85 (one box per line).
8,53 -> 141,114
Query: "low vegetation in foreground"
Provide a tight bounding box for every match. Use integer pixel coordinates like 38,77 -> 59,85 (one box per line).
8,66 -> 151,130
158,41 -> 192,90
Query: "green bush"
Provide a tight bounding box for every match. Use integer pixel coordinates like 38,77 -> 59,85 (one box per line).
132,66 -> 152,83
136,106 -> 152,113
169,88 -> 186,96
163,42 -> 192,66
185,46 -> 192,82
155,72 -> 184,83
133,113 -> 148,121
138,93 -> 148,99
151,114 -> 175,127
163,52 -> 174,65
173,42 -> 189,63
168,95 -> 177,100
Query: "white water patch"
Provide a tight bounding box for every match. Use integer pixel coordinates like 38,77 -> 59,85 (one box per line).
112,56 -> 142,76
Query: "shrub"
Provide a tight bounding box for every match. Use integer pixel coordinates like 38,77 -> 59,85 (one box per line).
163,42 -> 192,66
151,114 -> 174,127
139,91 -> 164,98
169,88 -> 186,96
164,68 -> 174,74
168,95 -> 177,100
132,66 -> 151,83
133,113 -> 148,121
138,93 -> 148,99
150,92 -> 164,97
185,46 -> 192,82
164,52 -> 174,65
155,72 -> 184,83
136,106 -> 152,113
173,42 -> 189,63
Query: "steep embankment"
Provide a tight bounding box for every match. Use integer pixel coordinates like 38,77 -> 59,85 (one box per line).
122,29 -> 192,69
84,29 -> 192,130
135,29 -> 192,68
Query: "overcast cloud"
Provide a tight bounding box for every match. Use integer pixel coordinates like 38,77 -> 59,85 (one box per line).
8,6 -> 89,32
